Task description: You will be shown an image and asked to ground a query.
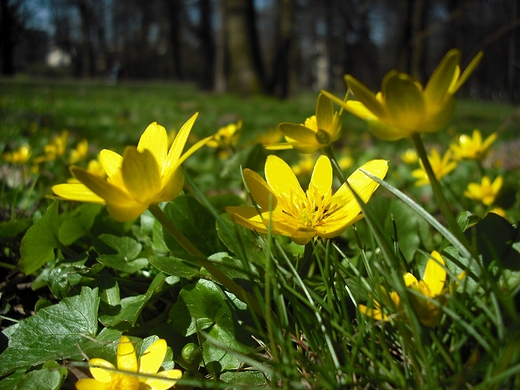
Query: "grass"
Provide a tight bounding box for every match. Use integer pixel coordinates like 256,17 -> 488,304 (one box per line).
1,78 -> 518,149
1,77 -> 520,389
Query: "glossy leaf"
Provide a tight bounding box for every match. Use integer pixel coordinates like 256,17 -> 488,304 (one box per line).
0,287 -> 99,376
19,201 -> 60,275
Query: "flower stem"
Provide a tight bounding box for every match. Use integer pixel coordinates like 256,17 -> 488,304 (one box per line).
148,204 -> 265,318
322,146 -> 347,184
411,134 -> 474,256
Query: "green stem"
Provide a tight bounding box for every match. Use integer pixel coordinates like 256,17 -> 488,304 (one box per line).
148,204 -> 265,319
411,133 -> 474,256
322,146 -> 347,184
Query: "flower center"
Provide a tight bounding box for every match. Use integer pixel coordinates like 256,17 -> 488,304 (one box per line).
315,129 -> 331,146
279,184 -> 338,228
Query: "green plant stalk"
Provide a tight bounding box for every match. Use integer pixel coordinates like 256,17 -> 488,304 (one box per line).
148,204 -> 264,318
411,133 -> 473,255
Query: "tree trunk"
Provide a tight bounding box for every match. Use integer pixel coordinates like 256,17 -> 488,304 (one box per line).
268,0 -> 295,98
0,0 -> 21,76
222,0 -> 265,95
165,0 -> 183,80
197,0 -> 214,90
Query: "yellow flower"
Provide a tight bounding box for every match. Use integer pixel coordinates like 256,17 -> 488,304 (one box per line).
226,155 -> 388,245
52,114 -> 210,222
450,129 -> 497,160
324,49 -> 483,141
411,148 -> 456,187
206,120 -> 242,149
2,144 -> 32,164
464,175 -> 503,206
266,93 -> 342,153
75,336 -> 182,390
400,148 -> 418,165
359,251 -> 447,327
69,139 -> 89,164
34,130 -> 69,163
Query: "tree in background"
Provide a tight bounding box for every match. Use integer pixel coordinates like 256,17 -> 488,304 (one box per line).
0,0 -> 24,75
219,0 -> 265,95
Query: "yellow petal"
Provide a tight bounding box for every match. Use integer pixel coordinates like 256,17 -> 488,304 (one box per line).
243,169 -> 277,210
75,378 -> 109,390
403,272 -> 419,287
344,74 -> 388,119
117,336 -> 138,373
71,167 -> 133,205
358,304 -> 388,321
144,369 -> 182,390
173,135 -> 213,170
383,71 -> 425,129
157,168 -> 184,203
265,155 -> 305,201
99,149 -> 123,181
89,358 -> 115,383
366,117 -> 410,141
345,159 -> 389,203
492,175 -> 503,191
138,122 -> 169,168
315,93 -> 334,132
424,49 -> 461,103
423,251 -> 446,297
51,183 -> 106,204
106,203 -> 149,222
309,156 -> 332,197
278,123 -> 319,145
167,112 -> 198,166
482,132 -> 497,150
139,339 -> 166,375
264,142 -> 296,151
343,100 -> 379,121
122,147 -> 162,204
423,95 -> 455,133
451,51 -> 483,93
226,206 -> 269,234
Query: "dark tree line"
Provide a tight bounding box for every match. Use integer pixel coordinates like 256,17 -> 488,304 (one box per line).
1,0 -> 519,102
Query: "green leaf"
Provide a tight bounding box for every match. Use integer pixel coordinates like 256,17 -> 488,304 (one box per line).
466,212 -> 520,269
95,234 -> 148,273
0,287 -> 99,376
149,255 -> 200,278
163,195 -> 225,258
9,364 -> 67,390
58,203 -> 102,245
0,369 -> 26,390
47,256 -> 89,299
19,201 -> 60,275
169,279 -> 253,374
220,370 -> 267,386
98,273 -> 167,328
